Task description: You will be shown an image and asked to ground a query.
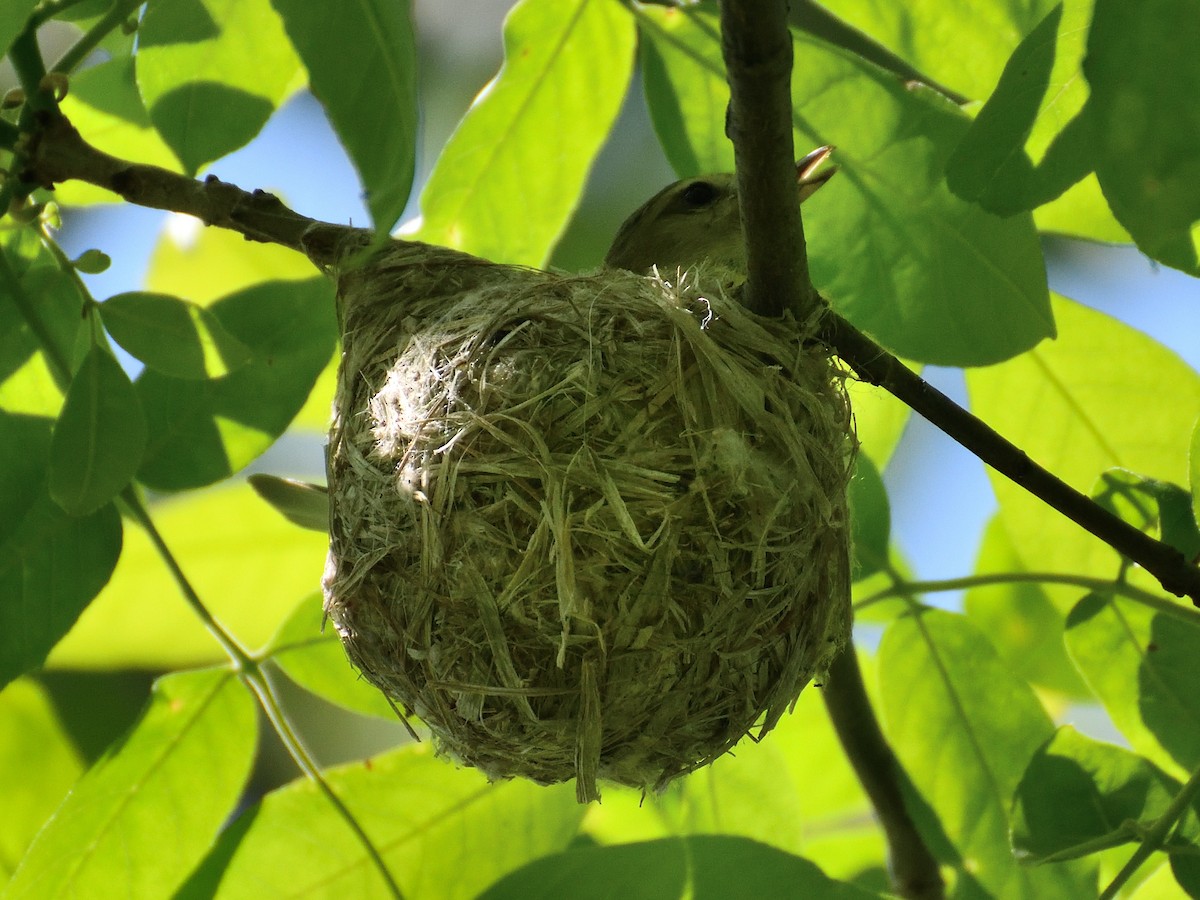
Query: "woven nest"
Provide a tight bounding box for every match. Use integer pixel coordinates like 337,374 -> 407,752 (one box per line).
323,241 -> 855,801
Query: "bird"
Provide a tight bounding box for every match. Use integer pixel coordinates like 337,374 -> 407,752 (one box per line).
603,145 -> 836,277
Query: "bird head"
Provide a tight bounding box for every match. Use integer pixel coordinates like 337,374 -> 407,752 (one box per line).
604,146 -> 836,276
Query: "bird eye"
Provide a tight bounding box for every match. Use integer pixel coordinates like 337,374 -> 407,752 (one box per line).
679,180 -> 718,208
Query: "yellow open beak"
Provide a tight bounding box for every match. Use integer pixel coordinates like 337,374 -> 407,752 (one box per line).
797,145 -> 837,202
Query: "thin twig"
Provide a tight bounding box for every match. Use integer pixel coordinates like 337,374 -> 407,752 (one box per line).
1099,762 -> 1200,899
856,571 -> 1200,627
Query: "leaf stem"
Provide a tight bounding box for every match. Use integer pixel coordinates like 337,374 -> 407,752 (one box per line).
123,491 -> 405,900
1100,762 -> 1200,899
51,0 -> 145,74
856,572 -> 1200,628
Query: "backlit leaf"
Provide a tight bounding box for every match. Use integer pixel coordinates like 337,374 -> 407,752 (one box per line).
5,668 -> 256,899
137,0 -> 301,174
639,5 -> 1053,365
0,678 -> 83,880
967,295 -> 1200,604
413,0 -> 636,266
1065,592 -> 1200,779
177,745 -> 583,899
101,291 -> 253,380
270,0 -> 418,232
134,278 -> 335,491
265,594 -> 396,719
49,483 -> 327,670
481,836 -> 886,900
879,608 -> 1094,897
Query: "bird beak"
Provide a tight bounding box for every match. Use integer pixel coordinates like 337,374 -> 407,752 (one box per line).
796,146 -> 837,202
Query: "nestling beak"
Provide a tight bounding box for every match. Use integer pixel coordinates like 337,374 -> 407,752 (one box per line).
796,145 -> 837,203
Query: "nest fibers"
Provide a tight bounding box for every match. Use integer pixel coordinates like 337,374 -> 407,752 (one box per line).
323,241 -> 855,802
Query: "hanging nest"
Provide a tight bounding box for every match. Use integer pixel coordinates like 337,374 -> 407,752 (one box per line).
323,240 -> 855,802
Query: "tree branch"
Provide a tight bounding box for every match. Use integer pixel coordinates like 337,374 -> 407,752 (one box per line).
718,3 -> 944,897
824,314 -> 1200,605
21,112 -> 362,268
823,651 -> 945,900
719,0 -> 814,318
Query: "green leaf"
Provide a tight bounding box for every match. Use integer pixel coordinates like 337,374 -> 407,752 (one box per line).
48,344 -> 147,515
247,474 -> 328,532
849,454 -> 889,581
265,593 -> 397,719
270,0 -> 418,233
176,745 -> 583,899
638,6 -> 1054,366
145,212 -> 315,304
946,4 -> 1094,216
413,0 -> 636,266
1092,469 -> 1200,561
964,515 -> 1089,696
49,483 -> 327,670
0,678 -> 84,881
136,0 -> 301,175
0,2 -> 37,58
1012,726 -> 1196,863
815,0 -> 1059,102
879,608 -> 1094,897
1065,592 -> 1200,779
966,295 -> 1200,604
1083,0 -> 1200,274
5,668 -> 256,899
134,277 -> 335,491
846,373 -> 914,468
100,291 -> 253,380
481,836 -> 885,900
1192,418 -> 1200,534
0,414 -> 121,687
53,57 -> 184,207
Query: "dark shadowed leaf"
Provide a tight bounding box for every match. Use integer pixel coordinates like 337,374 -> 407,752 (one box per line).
481,836 -> 885,900
639,5 -> 1053,366
413,0 -> 636,266
1065,592 -> 1200,779
4,668 -> 256,899
101,291 -> 253,380
849,454 -> 889,581
270,0 -> 418,233
946,4 -> 1094,216
0,2 -> 39,60
137,0 -> 301,174
135,277 -> 335,490
0,414 -> 122,691
1084,0 -> 1200,275
879,608 -> 1093,897
1012,726 -> 1197,863
48,344 -> 147,515
247,474 -> 328,532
